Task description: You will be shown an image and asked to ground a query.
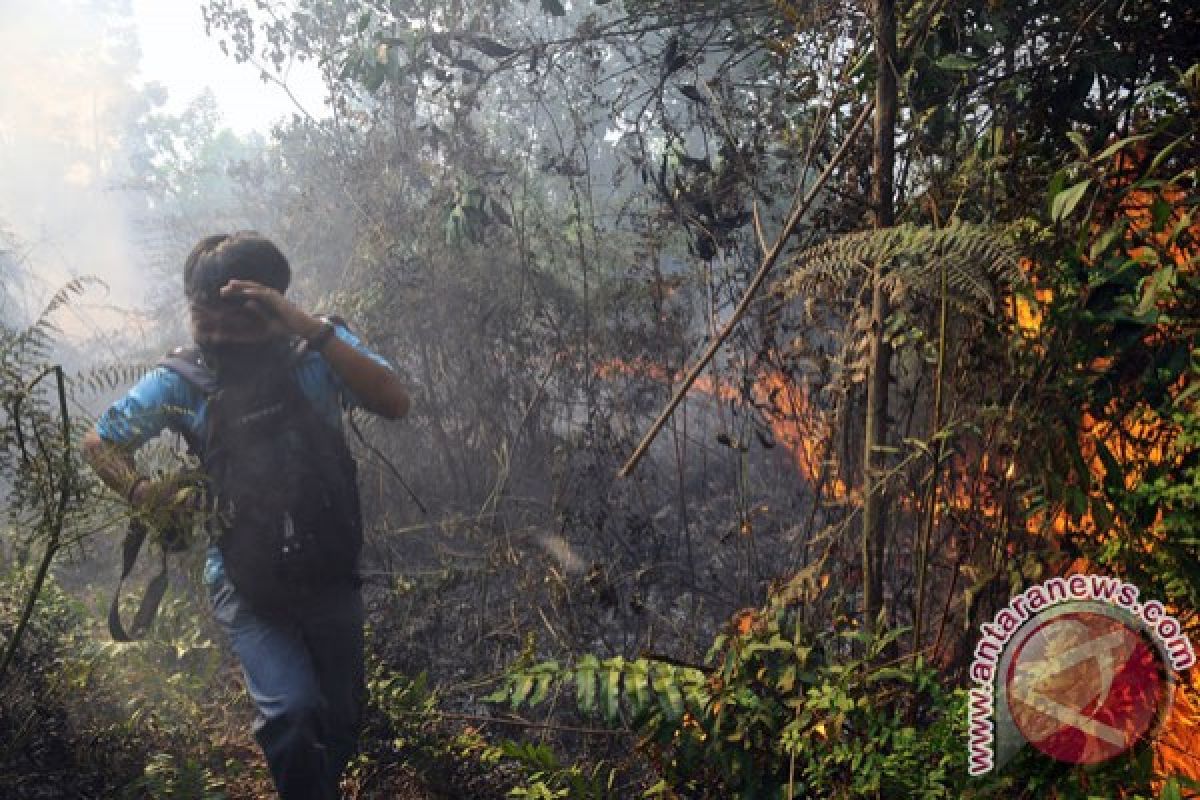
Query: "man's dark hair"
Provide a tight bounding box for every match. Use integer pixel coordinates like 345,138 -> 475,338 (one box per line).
184,231 -> 291,303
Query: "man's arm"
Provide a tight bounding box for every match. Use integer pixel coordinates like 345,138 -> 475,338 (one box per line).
315,327 -> 410,419
221,279 -> 410,419
82,365 -> 200,512
81,430 -> 194,511
81,429 -> 140,499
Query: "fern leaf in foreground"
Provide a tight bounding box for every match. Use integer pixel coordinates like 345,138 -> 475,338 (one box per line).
777,220 -> 1021,313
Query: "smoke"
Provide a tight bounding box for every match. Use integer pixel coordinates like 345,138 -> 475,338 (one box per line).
0,0 -> 321,344
0,0 -> 157,334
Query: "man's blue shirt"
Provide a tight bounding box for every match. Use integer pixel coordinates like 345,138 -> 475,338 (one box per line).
96,324 -> 390,448
95,324 -> 392,581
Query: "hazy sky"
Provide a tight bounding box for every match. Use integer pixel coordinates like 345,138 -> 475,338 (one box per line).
0,0 -> 322,339
131,0 -> 323,134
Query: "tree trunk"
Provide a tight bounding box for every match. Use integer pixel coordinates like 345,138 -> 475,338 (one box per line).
862,0 -> 896,637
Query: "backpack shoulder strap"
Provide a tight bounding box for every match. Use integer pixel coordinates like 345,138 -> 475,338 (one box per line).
107,518 -> 168,642
107,346 -> 212,641
158,346 -> 218,395
287,336 -> 309,368
156,346 -> 217,457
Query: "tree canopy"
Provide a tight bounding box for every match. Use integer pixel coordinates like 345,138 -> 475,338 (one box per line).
1,0 -> 1198,796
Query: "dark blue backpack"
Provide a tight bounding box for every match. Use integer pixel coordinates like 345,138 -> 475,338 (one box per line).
109,338 -> 364,639
164,342 -> 363,616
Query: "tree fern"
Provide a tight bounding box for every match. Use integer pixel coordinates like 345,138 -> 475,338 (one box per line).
68,363 -> 153,398
6,276 -> 104,369
485,655 -> 706,726
1,277 -> 103,537
777,220 -> 1021,313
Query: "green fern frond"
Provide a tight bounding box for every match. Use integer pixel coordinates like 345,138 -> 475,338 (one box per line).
777,221 -> 1021,313
12,277 -> 105,359
40,276 -> 105,319
485,656 -> 706,725
68,363 -> 153,397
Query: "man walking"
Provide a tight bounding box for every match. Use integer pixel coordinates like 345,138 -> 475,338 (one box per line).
82,232 -> 409,799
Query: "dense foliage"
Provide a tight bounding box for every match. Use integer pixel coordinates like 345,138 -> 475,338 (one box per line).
0,0 -> 1197,797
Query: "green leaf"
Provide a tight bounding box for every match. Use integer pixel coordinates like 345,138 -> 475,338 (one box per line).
483,683 -> 511,704
1174,380 -> 1200,407
1149,135 -> 1187,175
1090,220 -> 1127,261
1093,133 -> 1150,163
1167,211 -> 1193,246
867,666 -> 912,684
444,206 -> 467,245
1135,266 -> 1175,316
626,660 -> 650,710
1051,178 -> 1091,222
575,656 -> 598,713
1046,171 -> 1066,216
511,674 -> 534,709
935,54 -> 978,71
601,667 -> 621,721
363,63 -> 386,92
529,672 -> 554,707
777,664 -> 796,693
653,668 -> 684,719
540,0 -> 566,15
643,780 -> 672,797
1066,131 -> 1089,159
1151,197 -> 1172,232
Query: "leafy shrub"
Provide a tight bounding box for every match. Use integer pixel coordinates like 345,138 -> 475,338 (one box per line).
124,752 -> 227,800
0,565 -> 148,796
487,596 -> 1200,799
354,660 -> 511,798
487,604 -> 969,798
358,656 -> 624,798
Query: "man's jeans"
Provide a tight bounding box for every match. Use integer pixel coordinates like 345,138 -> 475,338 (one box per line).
206,551 -> 365,800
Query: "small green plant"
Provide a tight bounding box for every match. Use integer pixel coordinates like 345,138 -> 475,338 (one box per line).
497,740 -> 619,800
60,590 -> 221,750
357,657 -> 623,798
125,751 -> 226,800
0,565 -> 84,761
352,663 -> 462,794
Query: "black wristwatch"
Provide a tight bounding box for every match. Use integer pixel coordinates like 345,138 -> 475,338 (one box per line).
306,318 -> 337,351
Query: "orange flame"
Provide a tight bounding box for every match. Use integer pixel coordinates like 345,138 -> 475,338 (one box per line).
596,357 -> 847,500
1014,146 -> 1200,781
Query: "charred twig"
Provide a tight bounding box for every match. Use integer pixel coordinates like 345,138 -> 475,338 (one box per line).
619,99 -> 877,478
392,708 -> 629,737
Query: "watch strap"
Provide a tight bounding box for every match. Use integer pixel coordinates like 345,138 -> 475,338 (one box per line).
307,318 -> 337,351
